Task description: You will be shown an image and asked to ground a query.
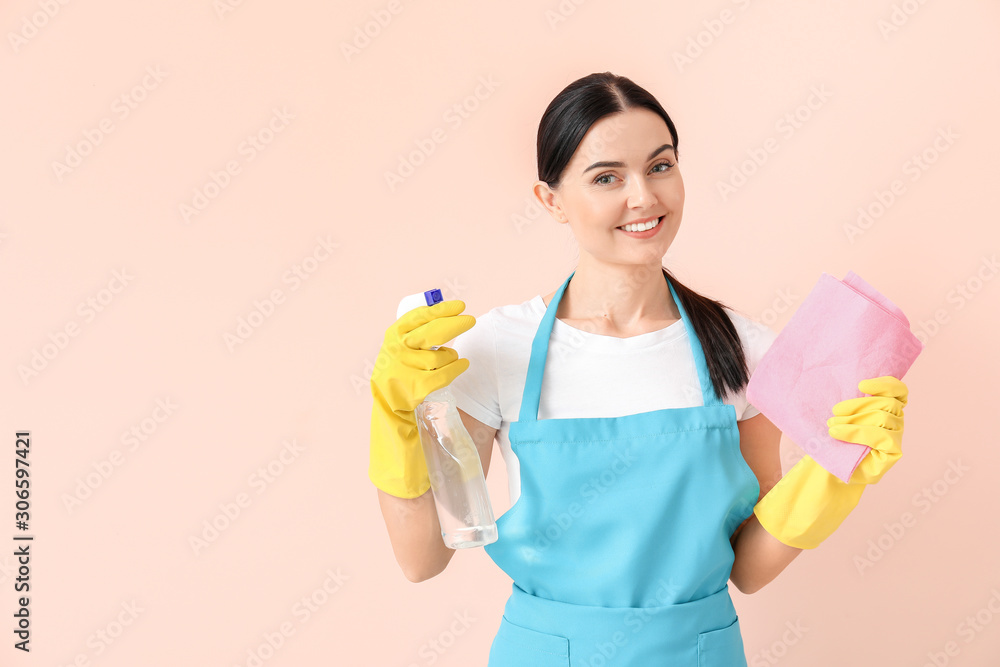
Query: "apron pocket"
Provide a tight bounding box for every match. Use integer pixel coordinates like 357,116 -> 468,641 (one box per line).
697,616 -> 747,667
489,615 -> 570,666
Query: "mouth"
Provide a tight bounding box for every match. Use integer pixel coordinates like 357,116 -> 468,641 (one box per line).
616,216 -> 664,237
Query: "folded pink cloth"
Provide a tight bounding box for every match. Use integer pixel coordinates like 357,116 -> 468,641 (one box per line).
746,271 -> 924,482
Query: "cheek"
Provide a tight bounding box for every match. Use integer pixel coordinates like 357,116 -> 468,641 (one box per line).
663,183 -> 684,209
577,199 -> 617,227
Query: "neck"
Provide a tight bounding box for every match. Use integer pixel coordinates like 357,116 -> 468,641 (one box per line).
559,256 -> 677,332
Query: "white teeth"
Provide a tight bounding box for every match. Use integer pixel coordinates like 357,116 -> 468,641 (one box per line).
619,217 -> 661,233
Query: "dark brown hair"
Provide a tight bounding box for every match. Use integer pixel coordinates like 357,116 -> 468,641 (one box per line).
537,71 -> 749,402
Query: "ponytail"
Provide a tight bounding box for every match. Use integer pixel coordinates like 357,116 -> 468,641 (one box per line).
662,266 -> 749,403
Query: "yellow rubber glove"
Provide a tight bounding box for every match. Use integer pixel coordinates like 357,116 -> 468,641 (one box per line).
369,299 -> 476,499
753,376 -> 908,549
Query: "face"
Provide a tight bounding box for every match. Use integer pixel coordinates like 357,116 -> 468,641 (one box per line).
535,107 -> 684,268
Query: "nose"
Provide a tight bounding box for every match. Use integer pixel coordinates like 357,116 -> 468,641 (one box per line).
626,173 -> 658,209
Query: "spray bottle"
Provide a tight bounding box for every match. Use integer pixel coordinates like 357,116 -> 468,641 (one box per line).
397,289 -> 498,549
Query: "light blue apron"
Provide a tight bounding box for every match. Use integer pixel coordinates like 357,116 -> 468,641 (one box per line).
484,270 -> 760,666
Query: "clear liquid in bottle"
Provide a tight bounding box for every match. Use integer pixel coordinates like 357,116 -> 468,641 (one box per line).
415,386 -> 498,549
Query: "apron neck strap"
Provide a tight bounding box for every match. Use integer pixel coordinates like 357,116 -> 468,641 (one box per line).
518,269 -> 722,423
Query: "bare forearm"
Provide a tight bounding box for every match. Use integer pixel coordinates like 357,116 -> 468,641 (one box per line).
377,488 -> 454,582
730,513 -> 803,594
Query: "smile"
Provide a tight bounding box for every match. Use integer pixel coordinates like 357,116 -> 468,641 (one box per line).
616,216 -> 663,237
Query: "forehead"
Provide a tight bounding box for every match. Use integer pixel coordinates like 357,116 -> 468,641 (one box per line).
569,108 -> 672,165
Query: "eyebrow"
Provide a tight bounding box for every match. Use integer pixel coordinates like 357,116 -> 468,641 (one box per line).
582,144 -> 675,174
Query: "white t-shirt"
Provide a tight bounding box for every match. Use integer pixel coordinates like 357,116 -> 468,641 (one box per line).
447,293 -> 780,506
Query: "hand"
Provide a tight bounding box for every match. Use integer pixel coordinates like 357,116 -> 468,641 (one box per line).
827,376 -> 908,485
371,300 -> 476,416
369,300 -> 476,499
753,375 -> 912,549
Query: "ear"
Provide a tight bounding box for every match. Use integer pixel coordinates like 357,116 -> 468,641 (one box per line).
532,181 -> 568,224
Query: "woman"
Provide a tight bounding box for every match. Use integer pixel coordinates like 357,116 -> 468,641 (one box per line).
369,72 -> 908,666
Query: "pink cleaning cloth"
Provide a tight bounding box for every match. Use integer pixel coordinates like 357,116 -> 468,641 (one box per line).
745,271 -> 924,482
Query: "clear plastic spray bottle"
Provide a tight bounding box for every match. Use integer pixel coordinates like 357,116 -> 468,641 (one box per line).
397,289 -> 498,549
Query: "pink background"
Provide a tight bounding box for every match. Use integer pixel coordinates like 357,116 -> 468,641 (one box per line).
3,1 -> 999,665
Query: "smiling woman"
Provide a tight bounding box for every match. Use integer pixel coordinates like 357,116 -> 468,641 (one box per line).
369,71 -> 908,666
464,72 -> 790,666
529,74 -> 752,402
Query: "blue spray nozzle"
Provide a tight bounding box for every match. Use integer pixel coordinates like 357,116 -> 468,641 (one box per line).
397,288 -> 445,321
424,289 -> 443,307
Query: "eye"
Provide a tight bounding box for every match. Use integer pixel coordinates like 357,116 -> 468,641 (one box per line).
592,160 -> 675,185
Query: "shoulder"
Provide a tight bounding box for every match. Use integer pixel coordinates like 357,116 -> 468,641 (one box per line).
453,295 -> 541,348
